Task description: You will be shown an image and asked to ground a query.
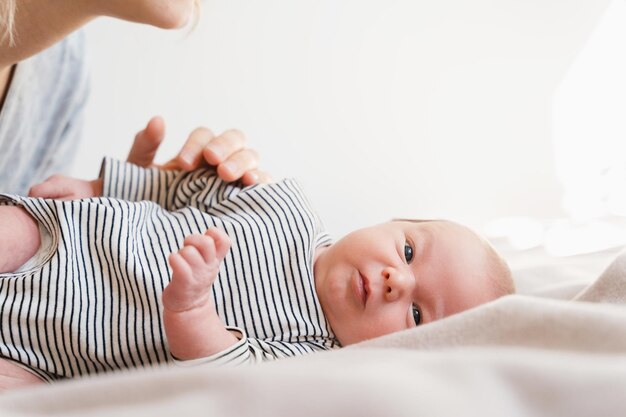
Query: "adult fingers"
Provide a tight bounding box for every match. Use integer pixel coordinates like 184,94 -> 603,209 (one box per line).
216,148 -> 260,183
28,174 -> 78,199
241,169 -> 272,186
28,180 -> 70,200
127,116 -> 165,167
202,129 -> 246,166
172,127 -> 215,171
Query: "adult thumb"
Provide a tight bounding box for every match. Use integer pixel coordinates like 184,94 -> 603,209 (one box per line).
127,116 -> 166,167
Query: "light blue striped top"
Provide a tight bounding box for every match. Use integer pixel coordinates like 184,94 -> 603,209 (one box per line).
0,31 -> 89,195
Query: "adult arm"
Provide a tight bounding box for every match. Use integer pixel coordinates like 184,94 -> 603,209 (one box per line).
0,0 -> 93,69
0,0 -> 193,69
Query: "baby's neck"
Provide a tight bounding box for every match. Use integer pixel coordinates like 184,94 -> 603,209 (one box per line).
313,245 -> 328,263
312,245 -> 330,279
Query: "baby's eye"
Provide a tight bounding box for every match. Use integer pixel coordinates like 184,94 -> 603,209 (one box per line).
411,304 -> 421,326
404,241 -> 414,264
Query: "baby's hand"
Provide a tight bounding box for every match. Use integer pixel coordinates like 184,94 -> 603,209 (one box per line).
163,228 -> 231,313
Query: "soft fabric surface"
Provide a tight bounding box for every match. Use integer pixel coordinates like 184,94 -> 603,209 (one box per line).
1,248 -> 625,416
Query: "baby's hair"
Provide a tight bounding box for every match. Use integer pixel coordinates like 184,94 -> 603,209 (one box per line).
0,0 -> 17,46
393,218 -> 515,297
479,232 -> 515,296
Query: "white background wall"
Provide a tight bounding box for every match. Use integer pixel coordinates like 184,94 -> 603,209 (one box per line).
74,0 -> 615,239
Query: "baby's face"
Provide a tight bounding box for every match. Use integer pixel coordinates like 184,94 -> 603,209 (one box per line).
313,220 -> 499,345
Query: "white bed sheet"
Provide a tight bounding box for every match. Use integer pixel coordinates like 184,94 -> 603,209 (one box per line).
1,235 -> 625,416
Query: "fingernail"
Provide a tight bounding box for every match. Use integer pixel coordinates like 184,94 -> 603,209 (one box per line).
180,152 -> 194,166
246,172 -> 259,184
209,145 -> 224,162
222,161 -> 238,175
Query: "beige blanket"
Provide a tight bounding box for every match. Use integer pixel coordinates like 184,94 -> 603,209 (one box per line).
1,250 -> 626,416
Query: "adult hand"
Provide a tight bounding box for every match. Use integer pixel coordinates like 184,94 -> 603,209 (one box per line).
28,175 -> 103,200
126,116 -> 271,186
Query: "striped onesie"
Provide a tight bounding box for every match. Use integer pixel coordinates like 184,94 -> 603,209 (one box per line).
0,158 -> 338,381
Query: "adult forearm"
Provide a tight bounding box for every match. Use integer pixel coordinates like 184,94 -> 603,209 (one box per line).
1,0 -> 195,69
0,0 -> 95,69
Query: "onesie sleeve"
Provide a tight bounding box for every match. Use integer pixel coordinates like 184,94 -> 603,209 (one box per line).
100,157 -> 243,211
172,327 -> 337,368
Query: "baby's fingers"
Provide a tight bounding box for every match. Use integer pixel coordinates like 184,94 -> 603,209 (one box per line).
183,234 -> 217,264
204,228 -> 231,260
178,244 -> 209,269
168,252 -> 192,280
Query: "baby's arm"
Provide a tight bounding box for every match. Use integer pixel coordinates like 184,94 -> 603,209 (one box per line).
162,228 -> 238,360
0,206 -> 40,274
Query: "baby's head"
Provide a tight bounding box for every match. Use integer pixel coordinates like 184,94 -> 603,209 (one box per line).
313,219 -> 514,346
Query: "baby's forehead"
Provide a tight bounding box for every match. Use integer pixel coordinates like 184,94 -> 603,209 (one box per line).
422,220 -> 480,239
402,219 -> 473,238
402,221 -> 504,311
393,220 -> 487,256
413,221 -> 492,263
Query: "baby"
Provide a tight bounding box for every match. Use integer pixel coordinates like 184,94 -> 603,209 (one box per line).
0,157 -> 514,385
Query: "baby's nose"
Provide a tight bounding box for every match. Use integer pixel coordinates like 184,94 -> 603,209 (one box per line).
382,267 -> 411,302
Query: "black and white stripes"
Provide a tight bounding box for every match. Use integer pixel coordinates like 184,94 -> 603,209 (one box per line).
0,158 -> 337,381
